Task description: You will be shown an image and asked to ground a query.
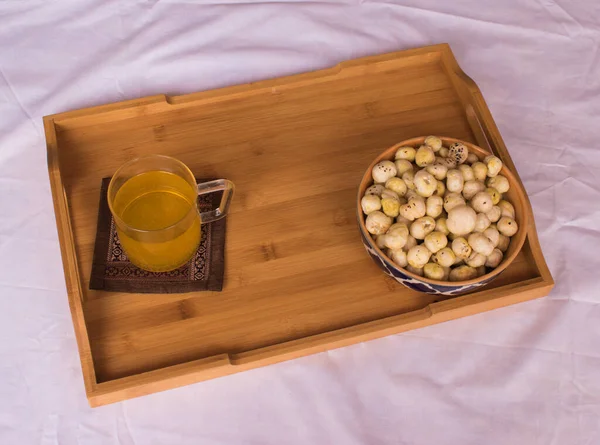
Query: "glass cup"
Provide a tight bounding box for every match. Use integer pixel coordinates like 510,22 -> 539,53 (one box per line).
107,155 -> 234,272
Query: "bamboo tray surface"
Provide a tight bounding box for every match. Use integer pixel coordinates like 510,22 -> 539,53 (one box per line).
45,44 -> 553,406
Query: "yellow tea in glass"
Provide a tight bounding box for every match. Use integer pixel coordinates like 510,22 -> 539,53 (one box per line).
107,155 -> 234,272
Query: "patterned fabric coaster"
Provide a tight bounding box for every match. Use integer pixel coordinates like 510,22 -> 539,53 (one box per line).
89,178 -> 225,293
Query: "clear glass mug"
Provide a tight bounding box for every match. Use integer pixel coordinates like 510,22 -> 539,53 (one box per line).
107,155 -> 234,272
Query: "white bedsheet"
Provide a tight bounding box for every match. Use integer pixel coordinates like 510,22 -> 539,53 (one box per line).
1,1 -> 600,443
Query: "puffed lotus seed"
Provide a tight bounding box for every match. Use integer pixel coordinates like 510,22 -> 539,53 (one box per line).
458,164 -> 475,181
407,245 -> 432,268
372,160 -> 397,183
403,235 -> 418,252
462,180 -> 486,200
442,267 -> 451,280
424,136 -> 443,152
470,191 -> 494,213
497,216 -> 518,237
415,145 -> 435,167
435,217 -> 450,235
452,237 -> 472,259
405,189 -> 419,201
381,188 -> 399,200
498,200 -> 515,219
406,265 -> 424,276
434,247 -> 455,267
467,153 -> 479,164
385,177 -> 408,196
468,233 -> 495,256
426,163 -> 448,180
447,205 -> 477,236
447,231 -> 461,241
381,198 -> 400,217
414,170 -> 438,198
486,187 -> 501,205
388,222 -> 407,232
487,175 -> 509,194
424,231 -> 448,253
465,251 -> 486,268
474,213 -> 491,232
485,249 -> 503,268
399,203 -> 415,221
435,180 -> 446,196
390,249 -> 408,267
444,193 -> 466,213
426,195 -> 444,218
361,195 -> 381,214
448,142 -> 469,165
497,234 -> 510,252
365,184 -> 385,196
472,162 -> 488,181
365,211 -> 392,235
483,227 -> 500,247
439,147 -> 449,158
446,169 -> 464,193
383,224 -> 409,250
424,263 -> 445,280
484,155 -> 503,177
449,265 -> 477,282
395,146 -> 416,162
399,200 -> 424,222
395,159 -> 414,176
453,257 -> 465,266
402,171 -> 416,190
374,234 -> 387,249
486,205 -> 502,223
410,216 -> 436,240
440,156 -> 457,169
396,215 -> 411,225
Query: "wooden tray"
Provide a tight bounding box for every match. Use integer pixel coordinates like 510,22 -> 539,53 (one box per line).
44,43 -> 554,406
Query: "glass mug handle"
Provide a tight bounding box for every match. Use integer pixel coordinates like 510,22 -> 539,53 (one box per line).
196,179 -> 235,223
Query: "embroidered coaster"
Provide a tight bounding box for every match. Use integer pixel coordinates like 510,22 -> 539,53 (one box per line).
89,178 -> 225,293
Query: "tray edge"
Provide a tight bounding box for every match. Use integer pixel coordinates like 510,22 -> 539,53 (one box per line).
87,278 -> 551,407
44,117 -> 98,397
45,44 -> 445,127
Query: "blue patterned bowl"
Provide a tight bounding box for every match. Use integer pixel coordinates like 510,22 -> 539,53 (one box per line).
357,136 -> 529,295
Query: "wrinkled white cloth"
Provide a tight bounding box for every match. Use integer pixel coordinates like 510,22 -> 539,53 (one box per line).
1,1 -> 600,444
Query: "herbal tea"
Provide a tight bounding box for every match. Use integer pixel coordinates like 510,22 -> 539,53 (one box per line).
112,170 -> 201,272
107,155 -> 233,273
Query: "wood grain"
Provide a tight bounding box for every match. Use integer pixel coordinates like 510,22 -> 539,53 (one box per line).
45,43 -> 554,406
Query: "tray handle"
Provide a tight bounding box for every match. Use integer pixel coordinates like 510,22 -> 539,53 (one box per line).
465,104 -> 497,157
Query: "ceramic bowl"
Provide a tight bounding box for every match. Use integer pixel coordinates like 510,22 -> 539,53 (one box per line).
357,136 -> 529,295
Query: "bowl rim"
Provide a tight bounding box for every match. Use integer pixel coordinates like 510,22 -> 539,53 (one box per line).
357,136 -> 529,287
